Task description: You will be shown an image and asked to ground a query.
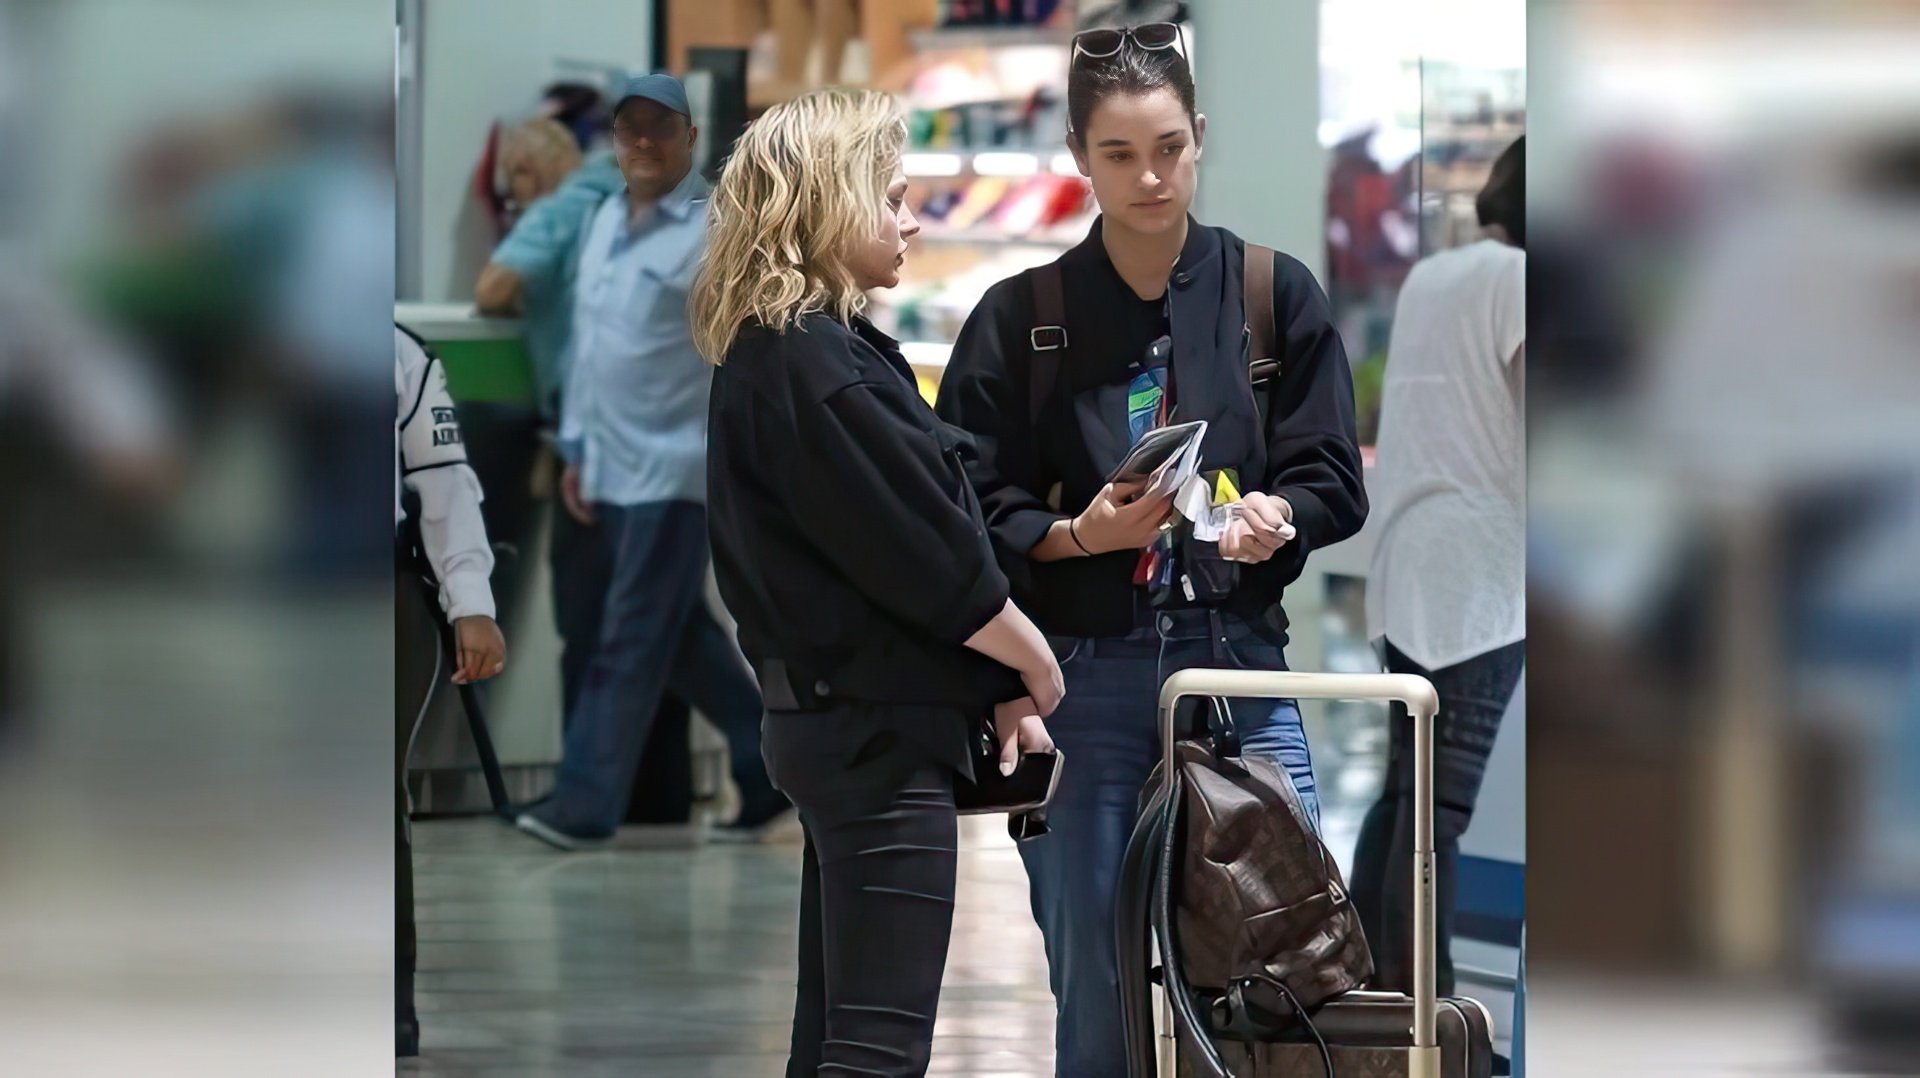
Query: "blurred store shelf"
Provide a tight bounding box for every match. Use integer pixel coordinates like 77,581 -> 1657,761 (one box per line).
908,25 -> 1073,51
899,341 -> 954,371
914,229 -> 1077,247
903,150 -> 1081,178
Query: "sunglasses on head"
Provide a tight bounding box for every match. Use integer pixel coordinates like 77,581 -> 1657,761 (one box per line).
1070,22 -> 1185,65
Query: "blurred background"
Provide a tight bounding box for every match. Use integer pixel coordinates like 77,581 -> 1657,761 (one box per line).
1527,0 -> 1920,1073
0,0 -> 393,1073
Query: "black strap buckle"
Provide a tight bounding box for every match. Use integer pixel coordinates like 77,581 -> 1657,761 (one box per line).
1030,325 -> 1068,351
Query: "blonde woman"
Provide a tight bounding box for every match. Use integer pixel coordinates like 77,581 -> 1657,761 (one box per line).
495,116 -> 582,219
694,88 -> 1061,1077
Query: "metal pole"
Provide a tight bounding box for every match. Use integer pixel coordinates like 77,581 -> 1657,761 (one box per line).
1157,696 -> 1178,1076
394,0 -> 425,301
1410,692 -> 1439,1078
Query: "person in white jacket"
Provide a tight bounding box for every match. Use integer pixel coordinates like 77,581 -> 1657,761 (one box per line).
394,325 -> 504,1058
395,326 -> 505,682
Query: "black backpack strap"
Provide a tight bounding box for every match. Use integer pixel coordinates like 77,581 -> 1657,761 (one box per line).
1027,260 -> 1069,426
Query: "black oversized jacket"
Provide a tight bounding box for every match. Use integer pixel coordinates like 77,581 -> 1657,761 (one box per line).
707,312 -> 1024,710
935,218 -> 1368,639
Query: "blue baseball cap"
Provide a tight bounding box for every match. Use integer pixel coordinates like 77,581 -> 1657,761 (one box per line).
613,73 -> 691,119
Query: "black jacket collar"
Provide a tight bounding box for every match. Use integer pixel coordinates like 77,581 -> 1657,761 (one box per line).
1062,214 -> 1224,293
847,313 -> 917,386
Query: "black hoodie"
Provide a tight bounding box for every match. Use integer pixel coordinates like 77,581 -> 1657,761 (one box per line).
935,217 -> 1367,640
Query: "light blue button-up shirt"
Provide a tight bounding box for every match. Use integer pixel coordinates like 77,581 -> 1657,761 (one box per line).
490,151 -> 625,417
557,168 -> 713,507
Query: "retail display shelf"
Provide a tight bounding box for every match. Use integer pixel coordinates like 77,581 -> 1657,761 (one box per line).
902,150 -> 1080,178
908,25 -> 1073,51
914,229 -> 1076,247
899,341 -> 954,370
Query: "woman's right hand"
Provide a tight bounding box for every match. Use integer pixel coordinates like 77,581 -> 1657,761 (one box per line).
1020,651 -> 1066,719
1074,481 -> 1176,554
964,600 -> 1064,717
993,697 -> 1056,776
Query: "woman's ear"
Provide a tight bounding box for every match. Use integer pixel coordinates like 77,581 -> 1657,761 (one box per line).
1193,114 -> 1207,162
1068,133 -> 1091,177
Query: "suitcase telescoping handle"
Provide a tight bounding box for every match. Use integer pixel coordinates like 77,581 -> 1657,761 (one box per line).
1157,669 -> 1444,1078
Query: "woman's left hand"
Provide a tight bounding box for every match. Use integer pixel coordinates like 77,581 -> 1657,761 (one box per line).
993,697 -> 1056,776
1220,492 -> 1296,564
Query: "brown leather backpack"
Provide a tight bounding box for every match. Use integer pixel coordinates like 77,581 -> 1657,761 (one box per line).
1120,711 -> 1374,1077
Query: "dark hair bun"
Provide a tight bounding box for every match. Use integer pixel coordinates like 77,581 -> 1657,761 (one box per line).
1476,136 -> 1525,247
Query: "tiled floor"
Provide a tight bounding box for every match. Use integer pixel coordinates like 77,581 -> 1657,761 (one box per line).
400,794 -> 1391,1078
401,815 -> 1058,1077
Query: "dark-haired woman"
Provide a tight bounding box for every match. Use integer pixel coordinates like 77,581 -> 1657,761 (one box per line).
1352,136 -> 1526,1003
935,24 -> 1367,1074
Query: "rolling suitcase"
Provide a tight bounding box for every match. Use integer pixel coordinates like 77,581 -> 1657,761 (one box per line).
1140,669 -> 1498,1078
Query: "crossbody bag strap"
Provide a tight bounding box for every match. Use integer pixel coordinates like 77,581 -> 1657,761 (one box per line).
1244,241 -> 1277,367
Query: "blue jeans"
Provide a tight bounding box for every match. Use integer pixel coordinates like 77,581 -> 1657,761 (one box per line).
1018,608 -> 1319,1077
537,501 -> 775,837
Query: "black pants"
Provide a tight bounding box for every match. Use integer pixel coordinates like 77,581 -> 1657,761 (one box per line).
1350,639 -> 1524,996
394,559 -> 444,1032
764,715 -> 959,1077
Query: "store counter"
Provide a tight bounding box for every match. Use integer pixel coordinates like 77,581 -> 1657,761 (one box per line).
395,302 -> 538,405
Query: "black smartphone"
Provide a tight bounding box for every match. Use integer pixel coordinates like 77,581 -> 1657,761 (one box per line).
953,749 -> 1063,817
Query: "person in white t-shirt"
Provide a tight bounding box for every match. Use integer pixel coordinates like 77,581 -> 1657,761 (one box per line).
1352,137 -> 1525,999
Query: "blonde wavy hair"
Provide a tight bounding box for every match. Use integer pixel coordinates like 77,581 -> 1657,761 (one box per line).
691,87 -> 906,364
498,117 -> 582,198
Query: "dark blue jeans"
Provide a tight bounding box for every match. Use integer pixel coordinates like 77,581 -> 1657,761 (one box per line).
537,501 -> 773,837
548,495 -> 618,720
1018,608 -> 1319,1077
1350,639 -> 1524,997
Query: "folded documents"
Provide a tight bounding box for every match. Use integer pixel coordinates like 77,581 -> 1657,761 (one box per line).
1175,474 -> 1212,532
1108,420 -> 1207,502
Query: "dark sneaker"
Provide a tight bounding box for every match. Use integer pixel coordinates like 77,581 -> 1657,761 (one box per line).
513,811 -> 613,851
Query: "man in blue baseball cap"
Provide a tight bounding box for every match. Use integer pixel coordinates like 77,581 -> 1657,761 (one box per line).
606,73 -> 696,198
515,72 -> 792,852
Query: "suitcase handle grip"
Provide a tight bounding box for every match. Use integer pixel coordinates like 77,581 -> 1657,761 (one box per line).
1156,669 -> 1438,715
1157,669 -> 1446,1074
